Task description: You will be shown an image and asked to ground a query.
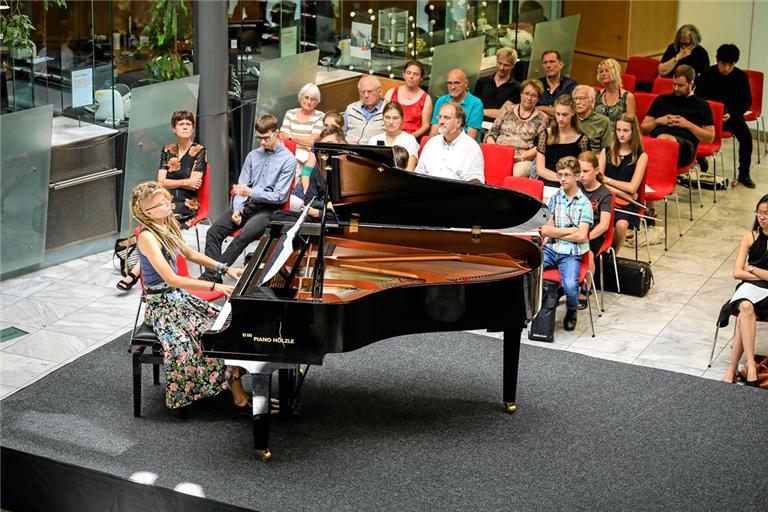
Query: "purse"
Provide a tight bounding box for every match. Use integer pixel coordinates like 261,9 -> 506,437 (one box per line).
113,237 -> 139,277
739,355 -> 768,389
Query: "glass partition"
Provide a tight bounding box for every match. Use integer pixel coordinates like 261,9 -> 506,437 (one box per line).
428,36 -> 485,99
120,75 -> 200,234
255,50 -> 319,121
0,105 -> 53,275
526,14 -> 580,79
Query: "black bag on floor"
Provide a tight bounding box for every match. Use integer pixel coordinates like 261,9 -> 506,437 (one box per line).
528,280 -> 560,342
594,254 -> 654,297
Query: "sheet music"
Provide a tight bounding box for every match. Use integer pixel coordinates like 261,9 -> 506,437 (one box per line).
259,198 -> 314,286
210,301 -> 231,332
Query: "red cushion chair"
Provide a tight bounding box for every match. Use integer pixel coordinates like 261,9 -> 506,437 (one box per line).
651,77 -> 674,95
186,164 -> 211,251
621,73 -> 637,93
479,143 -> 515,186
695,100 -> 724,202
643,136 -> 682,251
744,69 -> 765,164
626,56 -> 659,92
633,92 -> 657,126
542,252 -> 596,337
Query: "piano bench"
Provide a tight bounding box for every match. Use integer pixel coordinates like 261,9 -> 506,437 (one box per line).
130,322 -> 163,418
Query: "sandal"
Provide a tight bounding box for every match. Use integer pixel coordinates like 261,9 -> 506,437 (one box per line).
116,270 -> 140,291
578,295 -> 588,310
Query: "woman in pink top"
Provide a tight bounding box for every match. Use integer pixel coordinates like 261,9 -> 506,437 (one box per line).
384,60 -> 433,138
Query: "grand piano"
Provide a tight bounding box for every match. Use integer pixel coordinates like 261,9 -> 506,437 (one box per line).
202,143 -> 547,461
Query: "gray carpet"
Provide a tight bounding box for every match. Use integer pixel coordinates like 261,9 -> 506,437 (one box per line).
2,331 -> 767,511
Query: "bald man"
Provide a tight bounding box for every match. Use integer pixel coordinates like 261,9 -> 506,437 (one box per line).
344,75 -> 386,144
429,68 -> 484,140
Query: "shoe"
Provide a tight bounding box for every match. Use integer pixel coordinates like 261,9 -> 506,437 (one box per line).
739,175 -> 756,189
697,157 -> 709,173
746,379 -> 760,387
116,270 -> 140,291
564,309 -> 578,331
578,296 -> 588,310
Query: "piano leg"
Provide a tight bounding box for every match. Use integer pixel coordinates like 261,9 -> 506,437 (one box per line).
503,325 -> 523,414
278,368 -> 295,419
250,373 -> 273,463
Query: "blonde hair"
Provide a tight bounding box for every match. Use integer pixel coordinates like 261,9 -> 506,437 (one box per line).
129,181 -> 184,256
597,59 -> 623,89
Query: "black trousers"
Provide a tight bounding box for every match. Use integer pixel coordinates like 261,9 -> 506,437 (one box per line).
201,202 -> 278,278
723,117 -> 753,177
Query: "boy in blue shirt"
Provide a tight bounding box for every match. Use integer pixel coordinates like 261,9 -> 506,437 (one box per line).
540,156 -> 593,331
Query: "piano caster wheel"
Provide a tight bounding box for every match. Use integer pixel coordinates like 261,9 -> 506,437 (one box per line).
504,402 -> 518,414
256,449 -> 272,463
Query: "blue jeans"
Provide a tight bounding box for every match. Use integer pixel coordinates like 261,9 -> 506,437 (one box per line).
543,246 -> 581,311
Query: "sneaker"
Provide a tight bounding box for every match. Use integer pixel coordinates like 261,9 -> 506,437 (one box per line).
564,309 -> 578,331
739,175 -> 756,189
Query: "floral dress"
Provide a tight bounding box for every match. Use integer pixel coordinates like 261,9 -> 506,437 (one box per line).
159,142 -> 207,223
139,247 -> 237,409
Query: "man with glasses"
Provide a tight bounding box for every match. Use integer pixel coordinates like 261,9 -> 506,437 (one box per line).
429,68 -> 484,140
344,75 -> 386,144
200,114 -> 296,283
537,50 -> 578,117
641,65 -> 714,167
572,85 -> 612,154
417,103 -> 484,183
539,156 -> 593,331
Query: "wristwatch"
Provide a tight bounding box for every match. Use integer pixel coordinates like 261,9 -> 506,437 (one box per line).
748,265 -> 755,274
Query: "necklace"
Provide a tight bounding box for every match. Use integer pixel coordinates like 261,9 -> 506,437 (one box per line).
517,104 -> 534,120
601,88 -> 620,107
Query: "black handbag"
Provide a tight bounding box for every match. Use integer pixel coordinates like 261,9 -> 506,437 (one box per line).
113,237 -> 139,277
528,280 -> 560,342
594,253 -> 654,297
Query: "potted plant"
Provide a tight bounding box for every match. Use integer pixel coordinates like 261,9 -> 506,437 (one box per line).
141,0 -> 192,83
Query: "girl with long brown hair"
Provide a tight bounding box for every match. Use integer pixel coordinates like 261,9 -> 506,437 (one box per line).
535,95 -> 590,188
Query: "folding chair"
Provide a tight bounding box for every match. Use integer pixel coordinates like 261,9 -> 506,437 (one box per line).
695,100 -> 725,203
543,252 -> 597,337
643,137 -> 682,251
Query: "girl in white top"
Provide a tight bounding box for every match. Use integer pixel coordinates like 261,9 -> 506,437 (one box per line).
368,102 -> 419,171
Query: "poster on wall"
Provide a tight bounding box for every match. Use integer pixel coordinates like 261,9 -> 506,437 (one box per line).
280,26 -> 298,57
71,67 -> 94,108
350,22 -> 372,60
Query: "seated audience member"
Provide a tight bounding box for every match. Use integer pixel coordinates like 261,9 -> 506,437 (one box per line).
344,75 -> 385,144
640,65 -> 714,167
392,145 -> 410,169
602,114 -> 648,253
537,50 -> 578,117
430,68 -> 484,140
474,47 -> 521,119
718,194 -> 768,385
368,102 -> 419,170
595,58 -> 636,126
658,24 -> 709,78
117,110 -> 206,291
697,44 -> 754,188
536,95 -> 590,190
384,60 -> 433,138
578,151 -> 612,309
417,103 -> 485,183
280,82 -> 324,210
322,110 -> 344,130
573,85 -> 612,154
540,156 -> 593,330
486,78 -> 549,177
200,114 -> 295,282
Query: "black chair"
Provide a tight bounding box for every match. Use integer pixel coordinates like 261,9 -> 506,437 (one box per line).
128,290 -> 163,418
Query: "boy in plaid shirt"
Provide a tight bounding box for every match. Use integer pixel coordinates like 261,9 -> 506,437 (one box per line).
540,156 -> 593,331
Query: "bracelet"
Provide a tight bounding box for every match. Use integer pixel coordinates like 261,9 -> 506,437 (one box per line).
216,262 -> 229,275
210,282 -> 216,291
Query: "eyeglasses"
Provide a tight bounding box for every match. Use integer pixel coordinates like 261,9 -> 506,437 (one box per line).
572,96 -> 590,102
446,81 -> 464,87
255,132 -> 276,142
144,198 -> 170,212
755,210 -> 768,218
436,114 -> 455,121
556,172 -> 577,179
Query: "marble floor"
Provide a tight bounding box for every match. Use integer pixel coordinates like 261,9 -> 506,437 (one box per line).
1,139 -> 767,400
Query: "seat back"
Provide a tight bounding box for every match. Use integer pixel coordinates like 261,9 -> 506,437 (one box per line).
418,135 -> 433,156
634,92 -> 657,125
745,69 -> 764,120
626,56 -> 659,86
479,143 -> 515,186
175,252 -> 225,301
651,77 -> 674,95
501,175 -> 544,200
621,73 -> 637,93
594,192 -> 616,257
642,136 -> 679,197
703,100 -> 724,152
283,138 -> 298,155
188,164 -> 211,227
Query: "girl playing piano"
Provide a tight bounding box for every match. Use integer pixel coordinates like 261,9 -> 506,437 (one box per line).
130,181 -> 250,409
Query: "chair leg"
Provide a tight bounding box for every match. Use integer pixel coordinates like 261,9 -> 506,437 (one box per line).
641,218 -> 651,263
663,197 -> 668,251
195,226 -> 201,252
586,272 -> 595,338
152,349 -> 161,385
712,156 -> 717,203
731,139 -> 737,183
694,168 -> 703,207
599,253 -> 605,312
674,193 -> 682,238
687,178 -> 693,221
133,350 -> 142,418
609,247 -> 621,294
634,226 -> 639,261
589,270 -> 602,315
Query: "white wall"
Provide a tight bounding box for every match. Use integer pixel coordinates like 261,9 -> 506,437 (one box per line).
678,0 -> 767,125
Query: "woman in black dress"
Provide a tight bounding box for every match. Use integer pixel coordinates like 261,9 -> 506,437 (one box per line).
719,195 -> 768,386
535,95 -> 590,189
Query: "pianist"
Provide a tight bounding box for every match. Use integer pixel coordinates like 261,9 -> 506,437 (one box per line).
415,103 -> 485,183
201,114 -> 296,283
129,181 -> 251,410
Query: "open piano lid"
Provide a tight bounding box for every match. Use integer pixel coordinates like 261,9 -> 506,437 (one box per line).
314,143 -> 548,231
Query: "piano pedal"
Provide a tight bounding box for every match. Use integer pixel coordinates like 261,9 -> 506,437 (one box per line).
255,449 -> 272,463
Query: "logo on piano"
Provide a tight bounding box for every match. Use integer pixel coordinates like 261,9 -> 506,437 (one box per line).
242,332 -> 295,344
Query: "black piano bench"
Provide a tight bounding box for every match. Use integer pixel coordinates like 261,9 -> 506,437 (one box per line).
130,322 -> 163,418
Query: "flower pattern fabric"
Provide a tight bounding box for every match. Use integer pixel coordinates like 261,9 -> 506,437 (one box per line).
159,143 -> 207,223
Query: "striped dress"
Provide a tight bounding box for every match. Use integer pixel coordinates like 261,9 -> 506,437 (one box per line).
280,108 -> 324,163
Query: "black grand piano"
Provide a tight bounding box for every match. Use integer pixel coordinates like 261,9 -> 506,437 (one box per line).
202,143 -> 546,461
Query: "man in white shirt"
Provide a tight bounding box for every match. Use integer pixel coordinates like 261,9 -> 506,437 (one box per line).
415,103 -> 485,183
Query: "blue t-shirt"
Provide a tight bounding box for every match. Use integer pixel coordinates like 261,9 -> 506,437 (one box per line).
432,91 -> 484,138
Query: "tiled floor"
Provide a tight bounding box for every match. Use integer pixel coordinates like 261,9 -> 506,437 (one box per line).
1,139 -> 767,400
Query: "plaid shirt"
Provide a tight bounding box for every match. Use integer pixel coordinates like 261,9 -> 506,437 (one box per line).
546,188 -> 593,256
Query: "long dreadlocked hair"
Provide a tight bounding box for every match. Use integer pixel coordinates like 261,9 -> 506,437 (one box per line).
129,181 -> 184,256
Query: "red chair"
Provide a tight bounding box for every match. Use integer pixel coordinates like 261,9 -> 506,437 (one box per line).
594,193 -> 620,308
501,175 -> 544,200
479,143 -> 515,186
626,56 -> 659,92
695,100 -> 724,203
643,137 -> 682,251
651,77 -> 674,95
283,138 -> 298,155
186,164 -> 211,251
542,252 -> 596,337
175,253 -> 226,301
621,73 -> 637,93
744,69 -> 765,164
418,135 -> 433,156
634,92 -> 657,125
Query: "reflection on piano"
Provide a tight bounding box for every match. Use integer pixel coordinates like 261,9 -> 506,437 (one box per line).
202,144 -> 546,462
